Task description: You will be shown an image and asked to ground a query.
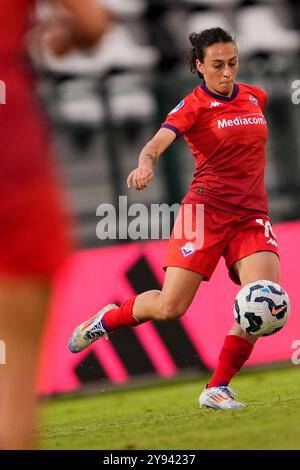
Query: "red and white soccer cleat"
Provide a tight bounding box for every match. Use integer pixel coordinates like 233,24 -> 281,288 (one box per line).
68,304 -> 118,353
199,385 -> 245,410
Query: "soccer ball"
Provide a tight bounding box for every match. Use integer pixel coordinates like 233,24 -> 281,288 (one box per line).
233,280 -> 290,337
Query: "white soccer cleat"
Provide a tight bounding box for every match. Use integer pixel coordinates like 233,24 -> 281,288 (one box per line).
199,386 -> 245,410
68,304 -> 118,353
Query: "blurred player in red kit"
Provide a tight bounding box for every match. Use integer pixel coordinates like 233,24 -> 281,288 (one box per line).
0,0 -> 112,449
69,28 -> 283,409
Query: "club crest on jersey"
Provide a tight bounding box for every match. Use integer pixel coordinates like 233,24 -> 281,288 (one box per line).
210,100 -> 222,108
249,94 -> 258,106
180,242 -> 195,257
169,100 -> 185,114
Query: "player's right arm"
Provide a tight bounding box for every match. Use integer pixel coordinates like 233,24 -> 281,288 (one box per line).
127,128 -> 176,191
127,92 -> 199,191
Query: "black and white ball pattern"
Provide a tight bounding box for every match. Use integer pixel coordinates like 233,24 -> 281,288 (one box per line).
234,280 -> 290,336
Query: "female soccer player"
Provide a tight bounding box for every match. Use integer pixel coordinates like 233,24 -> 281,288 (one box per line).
0,0 -> 112,449
69,28 -> 281,410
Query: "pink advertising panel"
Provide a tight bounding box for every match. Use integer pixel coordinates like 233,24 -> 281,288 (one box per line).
38,220 -> 300,395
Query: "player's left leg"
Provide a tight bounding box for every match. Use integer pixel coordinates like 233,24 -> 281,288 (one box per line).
200,251 -> 280,410
228,251 -> 280,338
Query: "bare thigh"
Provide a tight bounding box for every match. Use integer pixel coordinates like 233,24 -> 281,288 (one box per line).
233,251 -> 280,287
161,266 -> 204,309
133,267 -> 204,321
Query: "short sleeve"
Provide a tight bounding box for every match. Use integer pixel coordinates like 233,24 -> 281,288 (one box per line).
161,93 -> 200,138
248,85 -> 268,111
260,88 -> 267,111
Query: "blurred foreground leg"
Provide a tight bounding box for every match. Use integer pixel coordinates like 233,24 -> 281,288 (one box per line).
0,279 -> 50,449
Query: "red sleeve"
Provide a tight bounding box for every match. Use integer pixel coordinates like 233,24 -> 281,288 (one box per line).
161,93 -> 200,138
247,85 -> 268,111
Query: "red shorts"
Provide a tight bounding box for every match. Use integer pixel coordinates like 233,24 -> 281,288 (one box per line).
0,77 -> 72,279
0,178 -> 71,279
164,203 -> 279,285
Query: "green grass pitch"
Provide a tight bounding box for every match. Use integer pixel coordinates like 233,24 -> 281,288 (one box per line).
40,366 -> 300,450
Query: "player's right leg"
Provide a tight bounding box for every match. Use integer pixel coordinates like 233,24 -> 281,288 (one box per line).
69,266 -> 203,352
